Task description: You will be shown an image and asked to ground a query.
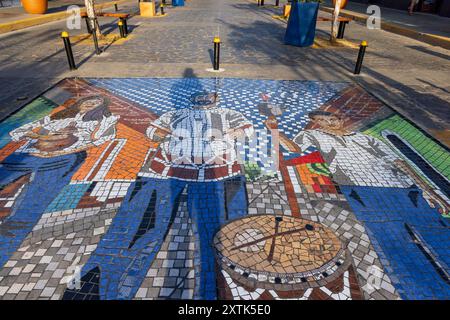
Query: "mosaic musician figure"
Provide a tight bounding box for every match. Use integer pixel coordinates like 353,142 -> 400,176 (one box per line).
68,91 -> 254,300
0,95 -> 118,268
293,110 -> 450,299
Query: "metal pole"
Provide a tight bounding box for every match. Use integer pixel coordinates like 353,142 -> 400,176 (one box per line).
61,31 -> 77,70
90,18 -> 101,55
337,21 -> 347,39
213,37 -> 221,71
84,16 -> 92,34
118,20 -> 125,38
160,3 -> 165,15
114,3 -> 118,11
261,0 -> 264,6
275,0 -> 279,6
120,18 -> 128,36
354,41 -> 367,75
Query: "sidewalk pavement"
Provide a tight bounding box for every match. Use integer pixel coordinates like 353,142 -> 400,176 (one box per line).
321,0 -> 450,49
0,0 -> 131,34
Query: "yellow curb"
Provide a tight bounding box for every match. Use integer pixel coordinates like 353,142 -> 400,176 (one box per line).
320,6 -> 450,50
313,37 -> 359,49
140,13 -> 167,18
272,14 -> 288,22
0,0 -> 131,35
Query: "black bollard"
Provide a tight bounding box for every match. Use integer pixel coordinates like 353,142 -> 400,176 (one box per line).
114,3 -> 118,11
275,0 -> 279,6
84,16 -> 93,34
354,41 -> 367,75
90,19 -> 101,55
118,20 -> 126,38
160,3 -> 165,15
92,32 -> 101,55
120,18 -> 128,36
61,31 -> 77,70
337,21 -> 347,39
213,37 -> 221,71
261,0 -> 264,5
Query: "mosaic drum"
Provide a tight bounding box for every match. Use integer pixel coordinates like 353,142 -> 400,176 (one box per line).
214,215 -> 348,291
32,125 -> 78,153
32,133 -> 78,153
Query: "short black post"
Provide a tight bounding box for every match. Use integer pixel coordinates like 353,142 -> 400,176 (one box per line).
118,20 -> 125,38
354,41 -> 367,75
114,3 -> 118,11
337,21 -> 347,39
120,18 -> 128,36
213,36 -> 221,71
257,0 -> 260,6
84,16 -> 92,34
261,0 -> 264,5
160,3 -> 165,15
275,0 -> 279,6
90,19 -> 101,55
61,31 -> 77,70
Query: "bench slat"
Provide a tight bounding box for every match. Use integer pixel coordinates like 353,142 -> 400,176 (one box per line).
317,16 -> 352,22
80,12 -> 130,18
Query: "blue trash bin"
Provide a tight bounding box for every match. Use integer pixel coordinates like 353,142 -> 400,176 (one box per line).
172,0 -> 184,6
284,1 -> 319,47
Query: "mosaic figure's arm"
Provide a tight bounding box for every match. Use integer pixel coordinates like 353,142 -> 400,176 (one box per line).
394,159 -> 449,214
226,111 -> 254,139
367,135 -> 399,163
292,130 -> 315,154
9,117 -> 49,141
146,111 -> 174,142
90,114 -> 120,147
374,134 -> 449,213
37,115 -> 120,157
262,114 -> 301,154
365,135 -> 448,212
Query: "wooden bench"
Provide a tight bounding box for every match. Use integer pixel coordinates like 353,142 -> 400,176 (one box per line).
317,16 -> 352,39
80,12 -> 130,35
283,4 -> 352,39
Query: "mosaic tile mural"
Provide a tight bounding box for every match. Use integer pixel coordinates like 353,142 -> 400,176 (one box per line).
0,77 -> 449,300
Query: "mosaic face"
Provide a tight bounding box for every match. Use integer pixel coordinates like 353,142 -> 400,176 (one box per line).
0,78 -> 448,300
